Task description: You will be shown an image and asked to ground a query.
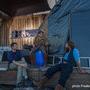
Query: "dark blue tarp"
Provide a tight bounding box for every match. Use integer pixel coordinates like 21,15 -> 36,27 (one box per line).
71,11 -> 90,57
48,15 -> 69,55
71,11 -> 90,67
48,0 -> 90,55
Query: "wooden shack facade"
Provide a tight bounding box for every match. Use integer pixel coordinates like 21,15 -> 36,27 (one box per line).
0,14 -> 47,48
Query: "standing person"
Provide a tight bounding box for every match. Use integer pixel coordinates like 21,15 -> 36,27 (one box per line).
30,30 -> 48,65
33,41 -> 85,90
7,42 -> 28,84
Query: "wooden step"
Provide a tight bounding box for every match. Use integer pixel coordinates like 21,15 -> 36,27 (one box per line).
14,87 -> 34,90
14,87 -> 54,90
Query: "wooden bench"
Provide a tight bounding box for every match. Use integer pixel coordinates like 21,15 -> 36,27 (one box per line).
0,63 -> 90,90
0,62 -> 17,85
28,67 -> 90,90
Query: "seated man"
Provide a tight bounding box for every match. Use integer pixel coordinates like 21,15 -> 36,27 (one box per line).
33,41 -> 85,90
7,42 -> 28,84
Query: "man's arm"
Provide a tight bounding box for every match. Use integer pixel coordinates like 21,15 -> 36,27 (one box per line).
12,60 -> 21,66
12,58 -> 27,68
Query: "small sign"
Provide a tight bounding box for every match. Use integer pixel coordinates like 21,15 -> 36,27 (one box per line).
11,29 -> 39,38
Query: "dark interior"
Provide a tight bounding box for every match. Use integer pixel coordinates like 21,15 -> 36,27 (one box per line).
0,0 -> 50,17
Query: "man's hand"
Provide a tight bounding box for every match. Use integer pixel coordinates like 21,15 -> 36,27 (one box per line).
20,64 -> 27,68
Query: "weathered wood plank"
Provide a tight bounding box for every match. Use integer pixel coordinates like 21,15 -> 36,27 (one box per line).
14,87 -> 34,90
0,67 -> 90,90
0,71 -> 17,85
28,68 -> 90,90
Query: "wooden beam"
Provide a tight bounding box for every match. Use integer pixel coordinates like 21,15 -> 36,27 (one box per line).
0,10 -> 10,19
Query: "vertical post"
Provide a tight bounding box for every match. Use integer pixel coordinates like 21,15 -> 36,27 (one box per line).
59,57 -> 62,64
88,57 -> 90,68
80,57 -> 81,67
53,56 -> 55,65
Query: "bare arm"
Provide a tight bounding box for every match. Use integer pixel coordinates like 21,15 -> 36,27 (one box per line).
76,61 -> 82,73
76,61 -> 87,74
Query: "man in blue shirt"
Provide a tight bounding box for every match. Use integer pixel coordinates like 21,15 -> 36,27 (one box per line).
33,41 -> 85,90
7,42 -> 28,84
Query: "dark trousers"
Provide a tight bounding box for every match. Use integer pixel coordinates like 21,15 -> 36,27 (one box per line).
44,63 -> 73,87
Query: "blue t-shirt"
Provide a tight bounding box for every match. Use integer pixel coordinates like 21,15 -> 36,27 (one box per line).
35,50 -> 45,67
7,50 -> 23,63
64,48 -> 80,62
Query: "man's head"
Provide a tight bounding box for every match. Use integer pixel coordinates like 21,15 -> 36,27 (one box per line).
11,42 -> 17,51
38,31 -> 44,37
65,41 -> 75,52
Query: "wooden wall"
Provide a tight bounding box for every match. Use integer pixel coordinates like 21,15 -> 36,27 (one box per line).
0,14 -> 47,48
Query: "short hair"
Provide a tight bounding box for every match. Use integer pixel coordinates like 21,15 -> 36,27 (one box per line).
67,41 -> 75,49
38,30 -> 44,34
11,42 -> 17,47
